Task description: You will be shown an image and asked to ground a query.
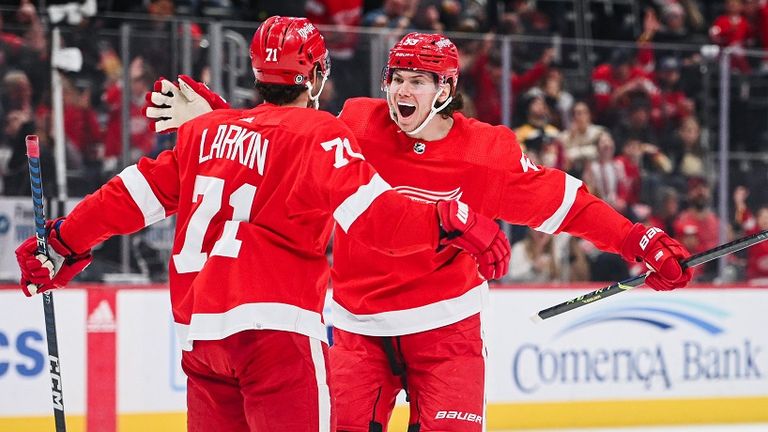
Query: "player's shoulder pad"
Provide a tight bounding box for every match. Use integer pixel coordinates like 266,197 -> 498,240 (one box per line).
461,115 -> 523,167
339,97 -> 388,132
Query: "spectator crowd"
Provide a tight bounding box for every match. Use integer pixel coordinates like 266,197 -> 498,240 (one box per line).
1,0 -> 768,283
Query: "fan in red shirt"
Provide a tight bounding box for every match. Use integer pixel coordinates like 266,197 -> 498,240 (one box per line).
146,33 -> 694,432
15,17 -> 509,432
709,0 -> 754,72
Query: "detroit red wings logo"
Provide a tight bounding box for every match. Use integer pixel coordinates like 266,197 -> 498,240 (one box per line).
394,185 -> 463,203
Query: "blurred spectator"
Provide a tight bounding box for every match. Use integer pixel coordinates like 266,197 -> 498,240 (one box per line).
563,236 -> 591,282
591,48 -> 658,125
305,0 -> 365,105
127,0 -> 205,78
613,137 -> 644,210
650,186 -> 681,236
745,205 -> 768,281
558,101 -> 606,176
103,58 -> 157,161
637,3 -> 708,66
489,0 -> 552,62
612,101 -> 659,149
652,56 -> 695,132
732,185 -> 753,236
470,43 -> 554,125
525,67 -> 574,128
582,132 -> 628,214
411,0 -> 462,31
62,76 -> 103,162
1,108 -> 56,197
514,94 -> 561,168
674,177 -> 722,280
665,115 -> 706,182
505,228 -> 562,282
709,0 -> 753,72
2,0 -> 46,61
1,70 -> 33,115
305,0 -> 362,60
363,0 -> 412,28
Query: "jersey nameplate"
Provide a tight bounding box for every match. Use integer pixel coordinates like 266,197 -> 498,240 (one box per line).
199,124 -> 270,175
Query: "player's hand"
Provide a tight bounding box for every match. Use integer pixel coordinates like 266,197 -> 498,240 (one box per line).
620,223 -> 692,291
436,200 -> 511,280
15,218 -> 93,297
144,75 -> 231,133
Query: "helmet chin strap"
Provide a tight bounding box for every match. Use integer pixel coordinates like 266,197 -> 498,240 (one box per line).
307,72 -> 329,109
384,80 -> 452,136
405,91 -> 452,137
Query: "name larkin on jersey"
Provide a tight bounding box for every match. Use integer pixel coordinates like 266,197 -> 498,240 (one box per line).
199,124 -> 269,174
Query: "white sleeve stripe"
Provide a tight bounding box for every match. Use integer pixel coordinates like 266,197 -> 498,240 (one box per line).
117,165 -> 166,226
535,173 -> 582,234
333,173 -> 392,233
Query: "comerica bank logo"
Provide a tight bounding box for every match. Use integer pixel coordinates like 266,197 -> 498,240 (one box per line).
556,299 -> 727,337
512,298 -> 763,394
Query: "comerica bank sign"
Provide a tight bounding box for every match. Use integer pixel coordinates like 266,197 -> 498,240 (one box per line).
508,297 -> 765,396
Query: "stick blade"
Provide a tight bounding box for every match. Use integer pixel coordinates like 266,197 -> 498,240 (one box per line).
529,313 -> 543,323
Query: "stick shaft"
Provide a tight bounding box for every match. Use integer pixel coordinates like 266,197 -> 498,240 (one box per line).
26,135 -> 67,432
535,229 -> 768,321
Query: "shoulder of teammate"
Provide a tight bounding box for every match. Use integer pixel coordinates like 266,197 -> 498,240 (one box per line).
338,97 -> 388,134
461,114 -> 525,170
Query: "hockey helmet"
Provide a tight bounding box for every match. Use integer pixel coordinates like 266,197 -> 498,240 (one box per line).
383,32 -> 459,95
250,16 -> 330,87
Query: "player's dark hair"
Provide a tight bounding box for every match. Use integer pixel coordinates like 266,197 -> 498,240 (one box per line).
437,91 -> 464,118
428,74 -> 463,117
254,82 -> 306,106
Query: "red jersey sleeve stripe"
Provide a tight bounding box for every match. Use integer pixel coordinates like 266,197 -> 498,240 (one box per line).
333,173 -> 392,232
116,165 -> 167,226
535,173 -> 583,234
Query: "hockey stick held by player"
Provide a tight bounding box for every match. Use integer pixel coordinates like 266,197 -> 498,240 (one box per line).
16,217 -> 92,296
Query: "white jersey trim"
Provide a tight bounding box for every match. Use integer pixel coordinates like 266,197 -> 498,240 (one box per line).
330,282 -> 489,336
535,173 -> 582,234
174,302 -> 328,351
117,165 -> 166,226
333,173 -> 392,233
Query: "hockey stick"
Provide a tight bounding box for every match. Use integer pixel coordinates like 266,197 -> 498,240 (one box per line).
531,228 -> 768,322
26,135 -> 67,432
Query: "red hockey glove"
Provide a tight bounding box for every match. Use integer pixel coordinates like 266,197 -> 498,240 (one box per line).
437,200 -> 511,280
15,218 -> 93,297
143,74 -> 231,133
620,223 -> 693,291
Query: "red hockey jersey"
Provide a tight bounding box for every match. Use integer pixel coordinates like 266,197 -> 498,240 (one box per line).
59,103 -> 441,349
332,98 -> 634,336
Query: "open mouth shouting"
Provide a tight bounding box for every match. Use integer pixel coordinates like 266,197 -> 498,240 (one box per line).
397,102 -> 416,119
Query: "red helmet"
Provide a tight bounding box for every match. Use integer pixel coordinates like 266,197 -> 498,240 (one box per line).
384,32 -> 459,94
250,16 -> 330,86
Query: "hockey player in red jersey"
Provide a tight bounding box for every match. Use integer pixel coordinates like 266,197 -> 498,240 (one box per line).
145,32 -> 693,432
15,19 -> 510,432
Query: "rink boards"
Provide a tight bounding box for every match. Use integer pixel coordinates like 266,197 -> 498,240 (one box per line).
0,285 -> 767,431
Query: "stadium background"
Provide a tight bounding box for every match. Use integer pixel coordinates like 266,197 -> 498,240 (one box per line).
0,0 -> 767,430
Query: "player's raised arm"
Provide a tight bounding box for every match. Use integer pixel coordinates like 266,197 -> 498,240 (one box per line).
493,131 -> 691,290
16,147 -> 181,296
